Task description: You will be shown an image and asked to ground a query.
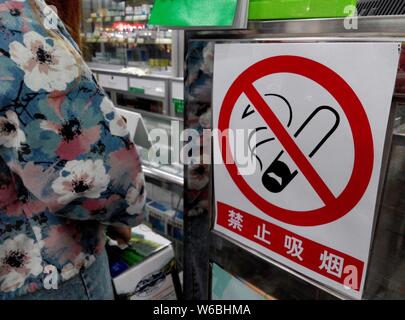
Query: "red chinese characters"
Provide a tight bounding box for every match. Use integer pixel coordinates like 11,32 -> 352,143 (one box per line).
216,202 -> 364,291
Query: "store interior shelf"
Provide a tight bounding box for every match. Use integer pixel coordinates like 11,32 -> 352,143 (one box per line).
136,39 -> 173,45
90,65 -> 178,80
120,107 -> 183,123
85,38 -> 172,45
86,16 -> 148,24
115,90 -> 166,103
142,165 -> 184,186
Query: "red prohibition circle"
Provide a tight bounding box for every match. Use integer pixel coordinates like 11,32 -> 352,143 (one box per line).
218,55 -> 374,226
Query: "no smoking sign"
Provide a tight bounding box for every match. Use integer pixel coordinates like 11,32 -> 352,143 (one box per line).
213,43 -> 400,299
219,55 -> 374,227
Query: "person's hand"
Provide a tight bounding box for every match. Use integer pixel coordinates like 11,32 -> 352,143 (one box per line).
107,226 -> 132,245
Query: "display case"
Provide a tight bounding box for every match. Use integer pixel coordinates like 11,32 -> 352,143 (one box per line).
103,80 -> 184,269
144,175 -> 184,269
81,0 -> 172,74
80,1 -> 185,269
99,74 -> 184,176
80,0 -> 184,156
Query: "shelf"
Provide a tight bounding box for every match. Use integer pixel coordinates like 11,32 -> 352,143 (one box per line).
90,65 -> 177,81
142,165 -> 184,186
116,89 -> 166,102
118,105 -> 183,123
135,39 -> 172,45
86,16 -> 148,24
85,38 -> 172,45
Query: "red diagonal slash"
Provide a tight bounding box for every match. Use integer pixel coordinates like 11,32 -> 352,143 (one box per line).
244,83 -> 336,206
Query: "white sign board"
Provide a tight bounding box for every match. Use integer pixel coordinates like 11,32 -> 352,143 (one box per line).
212,43 -> 400,299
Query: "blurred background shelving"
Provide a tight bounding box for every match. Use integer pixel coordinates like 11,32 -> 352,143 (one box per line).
81,0 -> 174,73
81,0 -> 184,271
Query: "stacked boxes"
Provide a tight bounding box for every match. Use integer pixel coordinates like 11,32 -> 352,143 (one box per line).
145,199 -> 184,242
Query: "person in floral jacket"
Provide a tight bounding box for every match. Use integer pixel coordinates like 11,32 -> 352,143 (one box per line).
0,0 -> 146,299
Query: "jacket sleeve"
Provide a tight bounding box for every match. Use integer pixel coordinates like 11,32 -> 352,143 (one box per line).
0,2 -> 146,227
5,95 -> 147,227
51,128 -> 147,228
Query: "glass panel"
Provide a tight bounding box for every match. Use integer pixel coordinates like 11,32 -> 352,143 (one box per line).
81,0 -> 173,74
142,115 -> 184,175
144,175 -> 184,269
185,39 -> 405,300
116,92 -> 165,114
364,98 -> 405,300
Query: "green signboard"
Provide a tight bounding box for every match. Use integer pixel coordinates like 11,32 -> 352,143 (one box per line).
149,0 -> 357,26
249,0 -> 358,20
149,0 -> 238,27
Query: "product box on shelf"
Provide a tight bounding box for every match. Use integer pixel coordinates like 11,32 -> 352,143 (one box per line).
107,224 -> 181,300
145,200 -> 184,242
146,201 -> 167,225
167,210 -> 184,241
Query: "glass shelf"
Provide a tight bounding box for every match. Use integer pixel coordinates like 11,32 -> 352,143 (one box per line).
81,0 -> 173,73
81,2 -> 184,270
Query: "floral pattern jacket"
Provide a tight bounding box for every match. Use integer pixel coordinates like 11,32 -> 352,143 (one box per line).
0,0 -> 146,299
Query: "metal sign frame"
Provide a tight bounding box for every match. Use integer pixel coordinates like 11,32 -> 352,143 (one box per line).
183,16 -> 405,300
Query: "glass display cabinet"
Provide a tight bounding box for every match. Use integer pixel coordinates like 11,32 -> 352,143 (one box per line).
80,0 -> 184,269
81,0 -> 173,74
